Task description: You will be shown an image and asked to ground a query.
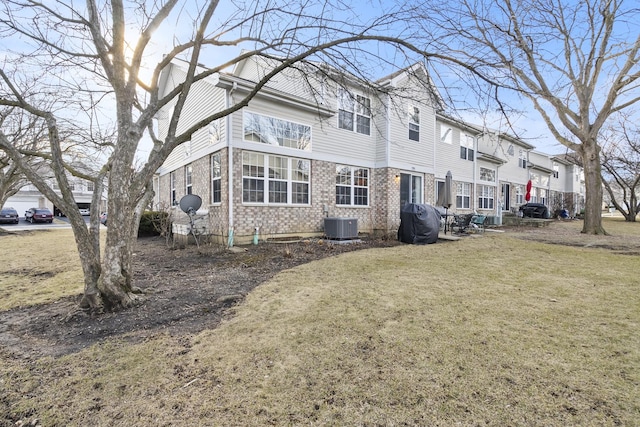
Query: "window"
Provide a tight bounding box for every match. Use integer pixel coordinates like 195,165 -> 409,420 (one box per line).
516,185 -> 524,204
211,153 -> 222,204
408,106 -> 420,141
478,185 -> 495,209
440,125 -> 452,144
456,182 -> 471,209
519,150 -> 527,169
185,165 -> 193,195
87,181 -> 94,192
184,140 -> 191,158
460,135 -> 474,160
479,167 -> 495,182
170,171 -> 177,205
356,95 -> 371,135
338,89 -> 370,135
530,173 -> 540,185
553,163 -> 559,179
336,165 -> 369,206
209,120 -> 221,144
242,151 -> 310,204
243,111 -> 311,151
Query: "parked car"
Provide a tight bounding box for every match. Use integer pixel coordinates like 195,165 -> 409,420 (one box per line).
0,207 -> 19,224
25,207 -> 54,223
519,203 -> 550,219
79,208 -> 90,216
100,212 -> 107,226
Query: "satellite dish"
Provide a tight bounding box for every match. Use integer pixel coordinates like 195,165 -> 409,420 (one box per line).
179,194 -> 202,215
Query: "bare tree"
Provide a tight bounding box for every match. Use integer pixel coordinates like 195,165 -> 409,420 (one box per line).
601,116 -> 640,221
0,0 -> 460,312
410,0 -> 640,234
0,108 -> 50,207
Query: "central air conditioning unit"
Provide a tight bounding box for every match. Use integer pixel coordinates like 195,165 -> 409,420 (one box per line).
324,217 -> 358,240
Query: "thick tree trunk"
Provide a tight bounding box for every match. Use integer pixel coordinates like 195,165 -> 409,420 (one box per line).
580,141 -> 607,235
96,158 -> 140,310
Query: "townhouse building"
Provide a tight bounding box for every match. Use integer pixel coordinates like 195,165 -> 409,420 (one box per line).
154,56 -> 584,243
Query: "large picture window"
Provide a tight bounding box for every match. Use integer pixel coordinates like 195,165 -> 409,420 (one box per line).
478,185 -> 495,209
211,153 -> 222,204
456,182 -> 471,209
243,111 -> 311,151
338,89 -> 371,135
336,165 -> 369,206
242,151 -> 310,205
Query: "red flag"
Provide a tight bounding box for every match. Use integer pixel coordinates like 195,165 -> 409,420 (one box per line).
525,180 -> 532,202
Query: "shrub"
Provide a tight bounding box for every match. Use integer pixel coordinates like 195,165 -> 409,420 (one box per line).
138,211 -> 170,237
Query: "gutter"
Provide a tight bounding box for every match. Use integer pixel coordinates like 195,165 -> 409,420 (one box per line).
227,82 -> 237,245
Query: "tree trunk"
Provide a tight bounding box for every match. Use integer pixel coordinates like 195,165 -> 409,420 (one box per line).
93,149 -> 141,311
580,140 -> 607,235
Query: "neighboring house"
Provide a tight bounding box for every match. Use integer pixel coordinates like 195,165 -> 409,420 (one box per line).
4,178 -> 104,218
155,56 -> 585,243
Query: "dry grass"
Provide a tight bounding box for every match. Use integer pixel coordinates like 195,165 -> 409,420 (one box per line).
2,219 -> 640,426
0,230 -> 87,310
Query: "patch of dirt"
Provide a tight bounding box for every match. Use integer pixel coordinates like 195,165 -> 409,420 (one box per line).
0,236 -> 401,359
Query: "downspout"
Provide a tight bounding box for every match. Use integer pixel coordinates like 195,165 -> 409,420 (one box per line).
472,133 -> 479,212
496,163 -> 503,226
227,82 -> 237,246
385,93 -> 392,232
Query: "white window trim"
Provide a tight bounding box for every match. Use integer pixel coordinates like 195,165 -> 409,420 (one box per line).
337,88 -> 371,135
336,165 -> 370,207
211,153 -> 222,204
241,151 -> 311,206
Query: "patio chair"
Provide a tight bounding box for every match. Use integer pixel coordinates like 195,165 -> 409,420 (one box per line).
469,214 -> 487,233
451,213 -> 473,234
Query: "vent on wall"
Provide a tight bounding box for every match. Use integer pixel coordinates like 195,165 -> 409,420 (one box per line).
324,217 -> 358,240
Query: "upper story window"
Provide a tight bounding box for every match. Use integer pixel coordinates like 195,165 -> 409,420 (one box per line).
185,165 -> 193,195
242,151 -> 310,205
408,106 -> 420,141
336,165 -> 369,206
440,125 -> 452,144
479,167 -> 495,182
86,181 -> 94,192
211,153 -> 222,204
460,135 -> 474,161
553,163 -> 559,179
530,172 -> 540,185
519,150 -> 527,168
183,140 -> 191,158
209,119 -> 222,144
244,111 -> 311,151
338,88 -> 371,135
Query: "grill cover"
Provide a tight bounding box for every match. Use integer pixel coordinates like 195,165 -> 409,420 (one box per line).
397,203 -> 441,244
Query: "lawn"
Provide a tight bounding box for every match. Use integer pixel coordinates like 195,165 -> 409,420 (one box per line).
1,219 -> 639,426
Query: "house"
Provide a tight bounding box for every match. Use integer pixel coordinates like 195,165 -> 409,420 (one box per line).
4,177 -> 103,218
154,56 -> 584,243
